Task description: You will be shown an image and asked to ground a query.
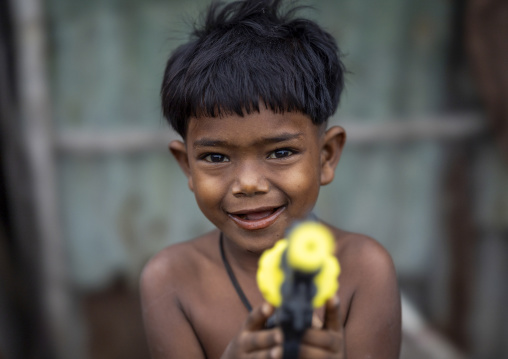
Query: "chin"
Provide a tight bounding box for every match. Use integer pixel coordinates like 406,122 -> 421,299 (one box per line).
243,229 -> 284,253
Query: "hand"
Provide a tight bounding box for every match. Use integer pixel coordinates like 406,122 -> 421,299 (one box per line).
299,295 -> 345,358
221,303 -> 284,359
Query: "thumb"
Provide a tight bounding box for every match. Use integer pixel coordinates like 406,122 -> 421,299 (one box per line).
324,295 -> 341,332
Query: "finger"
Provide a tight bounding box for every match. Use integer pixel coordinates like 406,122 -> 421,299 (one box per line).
243,302 -> 275,331
241,328 -> 283,352
244,345 -> 283,359
323,295 -> 341,331
311,313 -> 323,329
301,328 -> 342,352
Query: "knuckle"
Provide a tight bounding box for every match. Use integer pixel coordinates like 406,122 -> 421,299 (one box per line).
262,333 -> 272,347
249,334 -> 259,349
329,332 -> 342,351
239,332 -> 250,347
268,332 -> 278,346
327,334 -> 337,350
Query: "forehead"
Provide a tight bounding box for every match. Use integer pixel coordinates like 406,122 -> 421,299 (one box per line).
186,109 -> 322,145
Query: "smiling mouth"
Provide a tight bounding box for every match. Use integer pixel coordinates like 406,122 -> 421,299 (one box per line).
228,206 -> 286,230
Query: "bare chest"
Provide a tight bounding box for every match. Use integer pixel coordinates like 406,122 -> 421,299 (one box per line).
184,271 -> 262,359
178,242 -> 354,359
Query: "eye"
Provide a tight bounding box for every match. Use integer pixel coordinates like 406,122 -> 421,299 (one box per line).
268,149 -> 294,159
203,153 -> 230,163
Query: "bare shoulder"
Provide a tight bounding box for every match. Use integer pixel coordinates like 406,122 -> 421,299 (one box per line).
140,230 -> 218,305
335,229 -> 397,284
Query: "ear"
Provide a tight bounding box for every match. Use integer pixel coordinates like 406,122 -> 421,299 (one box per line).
320,126 -> 346,186
169,140 -> 194,192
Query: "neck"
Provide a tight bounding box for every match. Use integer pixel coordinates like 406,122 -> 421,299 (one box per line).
220,233 -> 262,276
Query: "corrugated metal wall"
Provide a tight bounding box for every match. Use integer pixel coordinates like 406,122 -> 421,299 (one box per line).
48,0 -> 212,289
47,0 -> 452,290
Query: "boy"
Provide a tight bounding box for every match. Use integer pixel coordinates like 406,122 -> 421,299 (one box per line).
141,0 -> 401,358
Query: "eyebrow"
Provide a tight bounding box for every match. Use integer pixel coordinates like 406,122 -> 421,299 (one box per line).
193,132 -> 304,149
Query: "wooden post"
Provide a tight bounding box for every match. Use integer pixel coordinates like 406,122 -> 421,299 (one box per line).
442,144 -> 477,352
10,0 -> 84,357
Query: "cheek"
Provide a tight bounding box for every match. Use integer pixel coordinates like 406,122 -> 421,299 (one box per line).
284,163 -> 321,207
191,174 -> 226,210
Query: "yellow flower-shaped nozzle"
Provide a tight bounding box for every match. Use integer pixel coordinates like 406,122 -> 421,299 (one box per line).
256,221 -> 341,309
256,239 -> 288,307
286,222 -> 335,273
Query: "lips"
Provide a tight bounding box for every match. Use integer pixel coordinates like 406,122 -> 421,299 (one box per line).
228,206 -> 286,230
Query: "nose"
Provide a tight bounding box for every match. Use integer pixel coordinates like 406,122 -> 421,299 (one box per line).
231,162 -> 269,197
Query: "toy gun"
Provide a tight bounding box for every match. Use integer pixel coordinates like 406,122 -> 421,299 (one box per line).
257,221 -> 341,359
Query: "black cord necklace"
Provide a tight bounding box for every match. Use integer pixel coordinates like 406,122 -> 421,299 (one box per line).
219,233 -> 253,312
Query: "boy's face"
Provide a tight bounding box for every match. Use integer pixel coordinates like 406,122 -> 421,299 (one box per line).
170,108 -> 345,253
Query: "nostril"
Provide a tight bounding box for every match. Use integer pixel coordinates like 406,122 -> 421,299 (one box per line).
231,174 -> 269,196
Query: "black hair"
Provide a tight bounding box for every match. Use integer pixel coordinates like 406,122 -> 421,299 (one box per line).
161,0 -> 346,138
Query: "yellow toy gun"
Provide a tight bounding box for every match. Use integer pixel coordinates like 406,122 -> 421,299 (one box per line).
257,221 -> 341,359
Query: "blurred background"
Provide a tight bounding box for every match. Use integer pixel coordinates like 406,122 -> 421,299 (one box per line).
1,0 -> 507,358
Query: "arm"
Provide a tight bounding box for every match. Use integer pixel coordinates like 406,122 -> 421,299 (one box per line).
140,251 -> 206,359
342,240 -> 401,359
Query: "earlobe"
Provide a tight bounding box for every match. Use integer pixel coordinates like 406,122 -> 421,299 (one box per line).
169,140 -> 194,192
320,126 -> 346,186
